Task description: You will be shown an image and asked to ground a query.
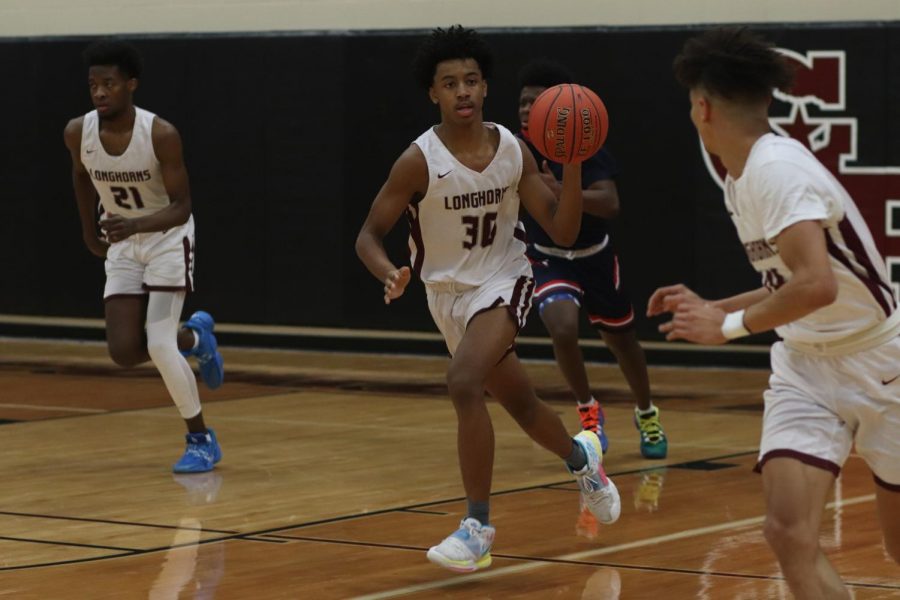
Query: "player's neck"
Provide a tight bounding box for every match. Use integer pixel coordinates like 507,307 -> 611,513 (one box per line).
718,123 -> 769,180
99,105 -> 137,132
435,120 -> 490,153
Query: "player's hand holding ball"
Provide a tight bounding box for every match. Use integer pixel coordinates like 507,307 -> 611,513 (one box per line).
527,83 -> 609,164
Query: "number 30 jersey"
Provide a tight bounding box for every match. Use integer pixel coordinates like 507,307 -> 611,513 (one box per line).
81,107 -> 170,219
408,122 -> 528,288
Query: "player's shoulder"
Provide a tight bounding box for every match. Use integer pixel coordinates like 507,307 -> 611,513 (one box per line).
63,115 -> 85,147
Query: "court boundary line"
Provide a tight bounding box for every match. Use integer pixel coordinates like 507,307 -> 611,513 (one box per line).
349,493 -> 880,599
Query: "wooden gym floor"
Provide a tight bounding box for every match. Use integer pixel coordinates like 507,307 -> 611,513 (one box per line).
0,337 -> 897,599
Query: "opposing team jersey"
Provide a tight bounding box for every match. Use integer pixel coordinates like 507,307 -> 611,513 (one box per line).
408,123 -> 527,287
81,107 -> 170,219
725,133 -> 897,345
517,131 -> 620,250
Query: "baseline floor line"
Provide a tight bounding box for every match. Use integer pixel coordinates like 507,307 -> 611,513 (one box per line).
0,403 -> 106,414
351,493 -> 876,600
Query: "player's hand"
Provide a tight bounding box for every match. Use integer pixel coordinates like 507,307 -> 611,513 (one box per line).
99,214 -> 139,243
658,302 -> 727,345
647,284 -> 705,317
538,160 -> 561,197
83,234 -> 109,258
384,266 -> 411,304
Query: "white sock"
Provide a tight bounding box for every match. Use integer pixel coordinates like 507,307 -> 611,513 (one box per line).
637,404 -> 656,417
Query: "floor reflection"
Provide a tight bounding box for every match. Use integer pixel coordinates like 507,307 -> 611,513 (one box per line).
148,473 -> 226,599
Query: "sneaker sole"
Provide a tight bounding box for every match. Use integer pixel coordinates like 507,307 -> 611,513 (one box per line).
426,548 -> 492,572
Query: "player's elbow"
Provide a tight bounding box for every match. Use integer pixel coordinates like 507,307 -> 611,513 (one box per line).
807,276 -> 838,310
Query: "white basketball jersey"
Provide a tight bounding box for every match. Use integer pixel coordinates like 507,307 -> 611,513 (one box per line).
724,133 -> 897,345
408,123 -> 527,287
81,107 -> 170,219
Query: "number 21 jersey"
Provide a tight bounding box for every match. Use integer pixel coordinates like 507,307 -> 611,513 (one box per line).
80,107 -> 170,219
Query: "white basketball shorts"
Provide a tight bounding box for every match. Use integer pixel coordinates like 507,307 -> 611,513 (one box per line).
103,215 -> 195,299
757,337 -> 900,488
425,258 -> 534,357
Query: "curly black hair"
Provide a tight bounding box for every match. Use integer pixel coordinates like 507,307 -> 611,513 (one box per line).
411,25 -> 493,89
517,59 -> 575,91
83,39 -> 143,79
673,27 -> 794,103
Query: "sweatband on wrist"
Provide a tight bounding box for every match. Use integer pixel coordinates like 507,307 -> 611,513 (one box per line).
721,309 -> 751,339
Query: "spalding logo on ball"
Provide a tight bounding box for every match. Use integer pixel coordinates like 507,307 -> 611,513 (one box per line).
527,83 -> 609,164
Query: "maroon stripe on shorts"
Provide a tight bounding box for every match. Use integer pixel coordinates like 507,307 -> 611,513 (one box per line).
182,236 -> 194,293
874,475 -> 900,492
754,449 -> 841,477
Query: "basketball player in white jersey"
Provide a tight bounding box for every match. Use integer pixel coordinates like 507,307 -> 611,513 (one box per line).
63,40 -> 223,474
356,26 -> 620,574
650,28 -> 900,598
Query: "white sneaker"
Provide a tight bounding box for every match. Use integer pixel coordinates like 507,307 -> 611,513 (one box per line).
571,430 -> 621,524
426,518 -> 495,572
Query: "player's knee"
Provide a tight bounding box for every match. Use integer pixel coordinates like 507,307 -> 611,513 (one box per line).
146,338 -> 177,363
763,515 -> 817,559
107,343 -> 142,367
546,319 -> 579,346
446,367 -> 482,407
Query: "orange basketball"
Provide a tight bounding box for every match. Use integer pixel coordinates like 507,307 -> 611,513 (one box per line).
527,83 -> 609,164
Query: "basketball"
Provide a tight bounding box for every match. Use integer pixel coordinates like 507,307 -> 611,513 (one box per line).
527,83 -> 609,164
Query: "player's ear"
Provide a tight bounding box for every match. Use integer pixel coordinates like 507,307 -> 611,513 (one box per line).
428,86 -> 438,104
127,78 -> 139,93
483,80 -> 488,98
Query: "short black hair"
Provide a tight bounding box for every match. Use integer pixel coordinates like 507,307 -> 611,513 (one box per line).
517,59 -> 575,91
83,39 -> 143,79
411,25 -> 493,89
673,27 -> 793,103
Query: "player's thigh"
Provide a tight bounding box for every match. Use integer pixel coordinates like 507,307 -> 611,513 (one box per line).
104,294 -> 149,358
484,350 -> 536,407
875,484 -> 900,562
451,307 -> 519,383
762,456 -> 836,539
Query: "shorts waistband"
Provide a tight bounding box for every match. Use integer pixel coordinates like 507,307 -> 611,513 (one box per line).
533,236 -> 609,260
784,309 -> 900,356
425,280 -> 478,294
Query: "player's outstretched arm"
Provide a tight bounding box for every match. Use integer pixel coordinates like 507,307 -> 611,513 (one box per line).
517,139 -> 582,246
63,117 -> 108,258
356,145 -> 428,304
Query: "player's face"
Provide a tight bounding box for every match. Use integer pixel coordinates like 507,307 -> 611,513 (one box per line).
429,59 -> 487,124
518,85 -> 546,134
88,65 -> 137,120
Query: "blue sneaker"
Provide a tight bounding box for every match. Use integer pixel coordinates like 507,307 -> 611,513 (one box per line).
427,518 -> 495,573
184,311 -> 224,390
173,429 -> 222,474
569,430 -> 621,524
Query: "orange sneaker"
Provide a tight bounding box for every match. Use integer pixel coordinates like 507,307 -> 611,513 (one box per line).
577,401 -> 609,453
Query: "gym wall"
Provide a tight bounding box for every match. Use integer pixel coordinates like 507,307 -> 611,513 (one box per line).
1,5 -> 898,360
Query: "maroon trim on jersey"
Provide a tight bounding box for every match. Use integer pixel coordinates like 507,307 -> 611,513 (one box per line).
753,449 -> 841,477
182,236 -> 194,293
874,475 -> 900,492
103,293 -> 146,303
406,205 -> 425,277
827,220 -> 895,316
513,227 -> 526,242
